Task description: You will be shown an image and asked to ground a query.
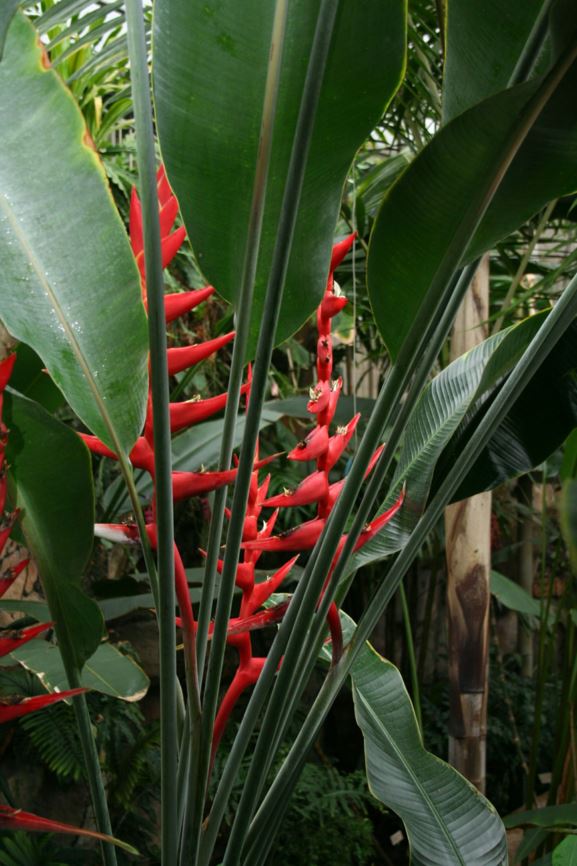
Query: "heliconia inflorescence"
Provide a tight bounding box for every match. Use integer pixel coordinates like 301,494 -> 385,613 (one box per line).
89,168 -> 404,757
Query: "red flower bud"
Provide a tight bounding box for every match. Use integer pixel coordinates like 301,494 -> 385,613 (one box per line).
163,287 -> 215,323
330,233 -> 356,272
307,380 -> 331,415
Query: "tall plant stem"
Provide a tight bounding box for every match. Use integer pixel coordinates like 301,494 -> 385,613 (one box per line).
399,583 -> 422,734
179,3 -> 289,862
125,3 -> 180,865
247,262 -> 577,865
197,6 -> 342,866
72,688 -> 118,866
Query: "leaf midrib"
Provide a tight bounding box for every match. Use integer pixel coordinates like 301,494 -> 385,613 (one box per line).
0,192 -> 126,457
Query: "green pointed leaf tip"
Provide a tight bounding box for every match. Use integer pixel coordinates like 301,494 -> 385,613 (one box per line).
351,643 -> 506,865
154,0 -> 406,354
370,50 -> 577,359
5,391 -> 103,672
349,313 -> 545,571
0,13 -> 148,453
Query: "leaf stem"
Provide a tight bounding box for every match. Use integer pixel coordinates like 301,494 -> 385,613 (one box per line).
125,3 -> 180,865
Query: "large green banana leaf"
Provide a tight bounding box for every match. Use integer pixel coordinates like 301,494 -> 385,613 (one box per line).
369,11 -> 577,359
5,391 -> 103,673
0,13 -> 148,454
153,0 -> 406,354
353,647 -> 507,865
351,314 -> 577,572
11,640 -> 149,702
320,612 -> 506,865
442,0 -> 545,122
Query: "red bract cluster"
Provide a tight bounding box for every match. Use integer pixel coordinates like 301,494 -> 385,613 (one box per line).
213,235 -> 405,745
89,170 -> 404,758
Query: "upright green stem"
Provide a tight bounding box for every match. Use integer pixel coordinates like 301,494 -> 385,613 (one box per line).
125,3 -> 179,865
72,687 -> 118,866
399,583 -> 422,734
201,6 -> 341,865
180,3 -> 289,862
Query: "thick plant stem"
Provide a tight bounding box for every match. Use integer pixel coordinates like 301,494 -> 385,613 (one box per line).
125,3 -> 179,865
72,687 -> 118,866
247,266 -> 577,862
180,3 -> 289,863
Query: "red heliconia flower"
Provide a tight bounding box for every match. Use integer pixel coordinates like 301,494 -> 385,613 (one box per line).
0,807 -> 136,853
262,471 -> 329,509
241,517 -> 326,553
0,688 -> 87,724
288,425 -> 329,461
0,622 -> 53,657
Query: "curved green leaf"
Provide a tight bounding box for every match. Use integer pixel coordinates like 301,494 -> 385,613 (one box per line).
491,570 -> 541,621
0,13 -> 148,454
561,479 -> 577,572
369,35 -> 577,359
5,390 -> 103,672
554,837 -> 577,865
11,639 -> 149,702
0,0 -> 19,59
505,803 -> 577,830
153,0 -> 406,353
352,640 -> 506,865
351,313 -> 545,570
443,0 -> 544,122
432,320 -> 577,500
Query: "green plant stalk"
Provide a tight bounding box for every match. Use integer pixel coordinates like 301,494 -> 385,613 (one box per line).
399,582 -> 422,733
125,4 -> 180,866
525,475 -> 556,810
69,691 -> 117,866
195,0 -> 289,686
492,199 -> 556,334
199,5 -> 343,866
246,261 -> 577,864
206,36 -> 577,854
180,3 -> 289,862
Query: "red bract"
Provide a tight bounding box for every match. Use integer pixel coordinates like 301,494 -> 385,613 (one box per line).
0,806 -> 134,852
0,688 -> 86,724
0,622 -> 53,657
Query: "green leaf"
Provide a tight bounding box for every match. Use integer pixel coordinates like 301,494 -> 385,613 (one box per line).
442,0 -> 544,122
369,45 -> 577,359
0,0 -> 20,60
432,320 -> 577,500
560,428 -> 577,482
351,636 -> 506,864
554,837 -> 577,865
153,0 -> 406,353
504,803 -> 577,830
561,478 -> 577,571
10,344 -> 66,413
5,390 -> 103,672
11,639 -> 149,702
490,570 -> 541,620
350,313 -> 545,570
0,13 -> 148,454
